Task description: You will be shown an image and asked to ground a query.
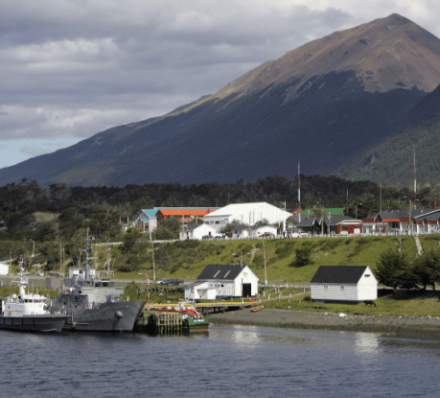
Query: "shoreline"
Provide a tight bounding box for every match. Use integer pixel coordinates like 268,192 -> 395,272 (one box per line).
209,309 -> 440,338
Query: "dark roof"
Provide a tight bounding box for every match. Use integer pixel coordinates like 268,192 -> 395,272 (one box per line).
365,209 -> 436,221
321,215 -> 358,226
197,264 -> 245,280
311,266 -> 368,284
296,218 -> 317,227
414,209 -> 440,221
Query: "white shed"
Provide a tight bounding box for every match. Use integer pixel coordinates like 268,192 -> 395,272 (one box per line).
184,264 -> 259,301
181,224 -> 219,240
311,266 -> 377,303
0,262 -> 10,276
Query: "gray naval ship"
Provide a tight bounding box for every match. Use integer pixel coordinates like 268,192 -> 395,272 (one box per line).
51,235 -> 146,332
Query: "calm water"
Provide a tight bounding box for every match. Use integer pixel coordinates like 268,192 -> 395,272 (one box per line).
1,324 -> 440,398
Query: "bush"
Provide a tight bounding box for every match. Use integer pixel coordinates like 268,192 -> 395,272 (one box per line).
291,246 -> 312,267
275,241 -> 295,259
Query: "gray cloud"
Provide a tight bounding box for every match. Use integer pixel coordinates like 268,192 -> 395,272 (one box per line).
0,0 -> 437,167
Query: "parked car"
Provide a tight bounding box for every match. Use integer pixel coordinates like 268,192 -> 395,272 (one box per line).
260,232 -> 274,238
160,278 -> 183,286
48,271 -> 63,277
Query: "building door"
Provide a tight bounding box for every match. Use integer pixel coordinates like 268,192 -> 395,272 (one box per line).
242,283 -> 252,298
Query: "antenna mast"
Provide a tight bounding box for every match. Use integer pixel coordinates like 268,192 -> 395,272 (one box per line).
413,145 -> 417,210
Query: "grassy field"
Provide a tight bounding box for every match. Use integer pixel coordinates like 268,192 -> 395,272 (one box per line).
110,234 -> 438,284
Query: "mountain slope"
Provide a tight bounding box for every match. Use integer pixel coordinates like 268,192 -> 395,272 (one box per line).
334,84 -> 440,185
1,13 -> 440,187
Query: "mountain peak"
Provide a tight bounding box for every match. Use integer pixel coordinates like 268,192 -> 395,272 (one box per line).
184,13 -> 440,112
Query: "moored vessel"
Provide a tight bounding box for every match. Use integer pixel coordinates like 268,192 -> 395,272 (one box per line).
51,233 -> 146,332
0,259 -> 68,333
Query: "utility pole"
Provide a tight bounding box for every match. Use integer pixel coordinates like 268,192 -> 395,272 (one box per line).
107,245 -> 111,277
149,228 -> 156,282
413,145 -> 417,209
298,161 -> 301,223
263,240 -> 267,285
282,201 -> 286,236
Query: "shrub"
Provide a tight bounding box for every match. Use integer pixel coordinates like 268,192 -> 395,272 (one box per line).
291,246 -> 312,267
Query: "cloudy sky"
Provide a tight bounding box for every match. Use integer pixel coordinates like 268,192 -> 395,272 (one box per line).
0,0 -> 437,169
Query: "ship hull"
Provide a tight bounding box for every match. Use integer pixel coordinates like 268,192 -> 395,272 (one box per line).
0,315 -> 68,333
61,301 -> 146,332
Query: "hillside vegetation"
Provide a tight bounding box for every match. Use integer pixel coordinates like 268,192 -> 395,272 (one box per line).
107,235 -> 440,284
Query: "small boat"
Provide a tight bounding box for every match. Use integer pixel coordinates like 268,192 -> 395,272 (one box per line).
154,302 -> 209,332
250,305 -> 264,313
0,258 -> 68,333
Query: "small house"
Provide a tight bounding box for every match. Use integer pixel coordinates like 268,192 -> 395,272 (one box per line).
320,215 -> 362,235
181,224 -> 219,240
311,266 -> 377,304
184,264 -> 259,301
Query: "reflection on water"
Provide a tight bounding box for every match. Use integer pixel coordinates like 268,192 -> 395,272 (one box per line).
354,332 -> 379,354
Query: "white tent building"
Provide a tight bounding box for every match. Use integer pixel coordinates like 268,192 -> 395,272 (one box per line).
204,202 -> 292,233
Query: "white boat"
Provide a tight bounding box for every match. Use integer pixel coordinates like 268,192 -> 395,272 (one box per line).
0,258 -> 68,333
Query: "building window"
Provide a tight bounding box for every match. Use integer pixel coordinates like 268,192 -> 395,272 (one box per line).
341,286 -> 344,290
365,274 -> 370,277
324,285 -> 328,289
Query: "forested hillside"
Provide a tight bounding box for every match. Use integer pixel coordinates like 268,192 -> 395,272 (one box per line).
336,84 -> 440,184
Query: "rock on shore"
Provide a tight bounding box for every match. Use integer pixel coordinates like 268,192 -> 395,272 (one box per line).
209,309 -> 440,337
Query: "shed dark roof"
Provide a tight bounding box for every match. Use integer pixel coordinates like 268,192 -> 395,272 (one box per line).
197,264 -> 244,280
311,266 -> 368,284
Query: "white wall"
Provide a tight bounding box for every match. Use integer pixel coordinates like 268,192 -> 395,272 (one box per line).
0,263 -> 10,276
311,284 -> 358,301
233,266 -> 259,297
357,267 -> 378,301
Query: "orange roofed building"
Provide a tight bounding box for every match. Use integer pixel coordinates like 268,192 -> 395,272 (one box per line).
155,207 -> 219,226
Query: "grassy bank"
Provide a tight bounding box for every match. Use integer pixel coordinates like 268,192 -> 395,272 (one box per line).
110,234 -> 439,283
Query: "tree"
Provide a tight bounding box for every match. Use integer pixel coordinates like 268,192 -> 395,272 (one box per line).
412,250 -> 440,291
155,217 -> 180,240
122,228 -> 140,252
292,245 -> 312,267
374,249 -> 409,293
